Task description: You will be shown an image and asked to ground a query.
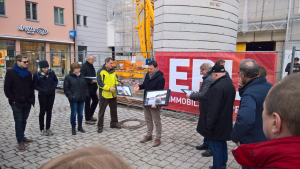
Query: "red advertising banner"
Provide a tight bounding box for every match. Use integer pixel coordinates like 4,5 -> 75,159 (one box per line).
155,52 -> 278,121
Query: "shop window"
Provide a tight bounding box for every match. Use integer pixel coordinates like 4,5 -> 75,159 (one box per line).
0,40 -> 15,71
50,44 -> 70,77
54,7 -> 64,25
84,16 -> 87,26
77,15 -> 80,25
0,0 -> 5,16
25,1 -> 38,21
20,41 -> 45,51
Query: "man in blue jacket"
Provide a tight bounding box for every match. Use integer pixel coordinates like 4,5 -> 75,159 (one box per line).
134,60 -> 165,147
231,59 -> 272,169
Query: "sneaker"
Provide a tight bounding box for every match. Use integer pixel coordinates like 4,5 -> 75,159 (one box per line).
47,129 -> 53,135
90,117 -> 97,121
41,130 -> 48,136
85,120 -> 95,125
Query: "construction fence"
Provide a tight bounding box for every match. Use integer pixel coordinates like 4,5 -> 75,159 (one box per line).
0,51 -> 153,91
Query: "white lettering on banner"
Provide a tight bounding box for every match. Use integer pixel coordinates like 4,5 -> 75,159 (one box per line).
169,59 -> 190,93
170,58 -> 239,100
182,98 -> 186,104
192,59 -> 214,91
224,60 -> 233,78
176,97 -> 181,104
234,106 -> 239,113
170,96 -> 199,107
18,25 -> 48,35
187,99 -> 192,105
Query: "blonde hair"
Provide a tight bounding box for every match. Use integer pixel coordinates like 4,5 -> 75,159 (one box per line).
39,147 -> 132,169
200,63 -> 212,71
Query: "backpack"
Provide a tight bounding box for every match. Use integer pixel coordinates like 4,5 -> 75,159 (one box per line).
37,70 -> 54,86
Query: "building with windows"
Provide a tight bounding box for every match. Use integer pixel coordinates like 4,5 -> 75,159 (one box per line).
0,0 -> 76,77
75,0 -> 111,66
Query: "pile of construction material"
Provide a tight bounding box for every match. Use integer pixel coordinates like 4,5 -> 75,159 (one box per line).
117,96 -> 144,108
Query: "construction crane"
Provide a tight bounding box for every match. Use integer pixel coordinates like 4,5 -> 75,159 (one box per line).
135,0 -> 154,59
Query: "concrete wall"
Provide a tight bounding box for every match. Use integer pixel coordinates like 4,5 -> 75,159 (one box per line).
153,0 -> 239,51
75,0 -> 110,51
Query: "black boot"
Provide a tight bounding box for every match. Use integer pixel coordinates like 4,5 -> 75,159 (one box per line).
78,125 -> 85,133
201,149 -> 213,157
72,126 -> 76,135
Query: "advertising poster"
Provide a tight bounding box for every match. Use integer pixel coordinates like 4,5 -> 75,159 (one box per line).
155,52 -> 278,121
0,49 -> 7,67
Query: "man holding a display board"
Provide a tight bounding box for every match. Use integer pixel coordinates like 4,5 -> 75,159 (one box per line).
134,60 -> 165,147
186,63 -> 214,157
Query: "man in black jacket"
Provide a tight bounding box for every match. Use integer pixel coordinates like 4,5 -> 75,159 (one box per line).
80,55 -> 98,125
4,54 -> 35,151
187,63 -> 214,157
285,57 -> 300,75
134,60 -> 165,147
198,65 -> 236,169
215,59 -> 233,83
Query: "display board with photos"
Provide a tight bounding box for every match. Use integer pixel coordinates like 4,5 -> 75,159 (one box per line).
116,85 -> 132,96
143,89 -> 171,107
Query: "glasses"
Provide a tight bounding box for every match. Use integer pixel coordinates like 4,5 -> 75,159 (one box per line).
20,61 -> 29,64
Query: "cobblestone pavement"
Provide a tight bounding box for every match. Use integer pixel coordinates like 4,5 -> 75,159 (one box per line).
0,84 -> 241,169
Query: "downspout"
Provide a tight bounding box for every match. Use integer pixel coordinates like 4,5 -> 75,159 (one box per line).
72,0 -> 76,62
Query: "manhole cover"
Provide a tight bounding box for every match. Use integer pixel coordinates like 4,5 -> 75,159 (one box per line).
119,119 -> 146,130
123,121 -> 141,127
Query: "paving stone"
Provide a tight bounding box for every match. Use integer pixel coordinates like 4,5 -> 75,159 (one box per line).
0,87 -> 240,168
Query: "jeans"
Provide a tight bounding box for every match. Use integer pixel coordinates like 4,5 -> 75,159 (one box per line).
203,137 -> 212,151
84,93 -> 99,121
210,140 -> 228,169
70,101 -> 84,126
11,103 -> 31,143
38,94 -> 55,131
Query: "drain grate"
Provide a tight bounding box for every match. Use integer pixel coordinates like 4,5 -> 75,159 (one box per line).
119,118 -> 146,130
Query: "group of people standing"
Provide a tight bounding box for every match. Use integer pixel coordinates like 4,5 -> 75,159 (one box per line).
186,59 -> 300,169
3,54 -> 165,151
4,54 -> 300,169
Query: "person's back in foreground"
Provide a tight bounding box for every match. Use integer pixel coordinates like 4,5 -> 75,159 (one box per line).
232,73 -> 300,169
40,147 -> 132,169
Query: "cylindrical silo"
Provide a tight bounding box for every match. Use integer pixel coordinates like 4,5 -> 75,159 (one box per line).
153,0 -> 239,51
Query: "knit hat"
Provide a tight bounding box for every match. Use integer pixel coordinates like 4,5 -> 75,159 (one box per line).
211,65 -> 225,73
39,60 -> 49,68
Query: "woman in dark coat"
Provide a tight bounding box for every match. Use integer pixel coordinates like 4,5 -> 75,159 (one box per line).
64,62 -> 89,135
33,60 -> 58,136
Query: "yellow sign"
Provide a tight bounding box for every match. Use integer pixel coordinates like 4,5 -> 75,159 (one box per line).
0,49 -> 7,67
60,10 -> 63,14
0,0 -> 4,3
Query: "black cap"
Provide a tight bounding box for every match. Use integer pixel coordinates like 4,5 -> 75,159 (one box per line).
39,60 -> 49,68
212,65 -> 226,73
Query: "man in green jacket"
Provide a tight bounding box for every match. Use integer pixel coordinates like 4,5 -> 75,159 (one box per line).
96,57 -> 121,133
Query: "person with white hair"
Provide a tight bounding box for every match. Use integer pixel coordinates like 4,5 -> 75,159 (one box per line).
80,55 -> 98,125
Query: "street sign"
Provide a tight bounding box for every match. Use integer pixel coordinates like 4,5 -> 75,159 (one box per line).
69,30 -> 76,38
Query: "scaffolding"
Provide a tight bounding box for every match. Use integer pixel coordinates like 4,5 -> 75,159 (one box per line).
108,0 -> 141,54
238,0 -> 300,32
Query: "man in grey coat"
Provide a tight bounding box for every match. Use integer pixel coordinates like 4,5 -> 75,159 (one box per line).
187,63 -> 214,157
